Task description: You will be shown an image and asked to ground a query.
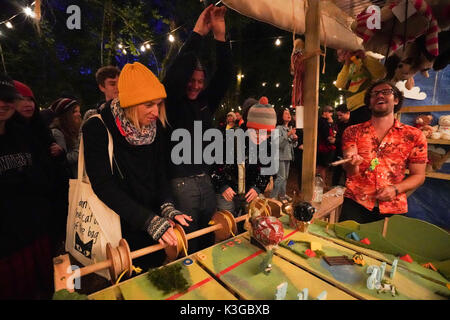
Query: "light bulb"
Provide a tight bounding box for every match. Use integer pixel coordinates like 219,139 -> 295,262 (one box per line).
24,7 -> 35,18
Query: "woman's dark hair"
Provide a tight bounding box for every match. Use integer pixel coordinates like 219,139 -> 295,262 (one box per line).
364,80 -> 404,114
50,104 -> 80,150
277,107 -> 292,126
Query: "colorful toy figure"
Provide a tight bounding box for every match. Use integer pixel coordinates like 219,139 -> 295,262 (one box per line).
352,252 -> 365,266
250,215 -> 284,275
377,279 -> 397,297
369,157 -> 380,171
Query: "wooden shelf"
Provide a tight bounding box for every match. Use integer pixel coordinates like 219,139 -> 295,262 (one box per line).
399,105 -> 450,113
405,169 -> 450,181
424,171 -> 450,180
427,139 -> 450,145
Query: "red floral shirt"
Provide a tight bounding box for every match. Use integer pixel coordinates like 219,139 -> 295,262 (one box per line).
342,119 -> 427,214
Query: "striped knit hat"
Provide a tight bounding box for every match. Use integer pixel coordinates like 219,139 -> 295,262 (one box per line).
246,96 -> 276,131
50,98 -> 79,116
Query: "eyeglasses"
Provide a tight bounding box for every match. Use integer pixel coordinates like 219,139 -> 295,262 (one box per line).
370,88 -> 394,97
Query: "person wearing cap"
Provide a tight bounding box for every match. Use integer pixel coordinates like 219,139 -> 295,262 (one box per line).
49,98 -> 82,178
0,74 -> 55,299
211,97 -> 275,216
14,81 -> 71,253
12,80 -> 63,158
82,62 -> 191,269
162,5 -> 233,253
240,97 -> 258,127
270,108 -> 298,202
226,111 -> 237,130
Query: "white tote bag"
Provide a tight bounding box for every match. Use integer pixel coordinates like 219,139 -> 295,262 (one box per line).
66,114 -> 122,279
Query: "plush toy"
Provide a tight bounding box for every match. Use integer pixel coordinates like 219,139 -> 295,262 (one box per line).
431,115 -> 450,140
354,1 -> 450,85
334,49 -> 386,112
352,0 -> 449,57
384,33 -> 450,85
414,114 -> 434,138
427,145 -> 450,171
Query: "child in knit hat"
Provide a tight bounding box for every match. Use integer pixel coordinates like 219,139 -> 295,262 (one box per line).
211,97 -> 277,217
81,62 -> 191,269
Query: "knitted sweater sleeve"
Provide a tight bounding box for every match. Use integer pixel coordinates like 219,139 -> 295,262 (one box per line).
82,117 -> 160,232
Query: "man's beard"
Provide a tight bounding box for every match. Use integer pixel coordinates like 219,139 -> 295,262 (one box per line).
371,109 -> 391,117
370,105 -> 393,118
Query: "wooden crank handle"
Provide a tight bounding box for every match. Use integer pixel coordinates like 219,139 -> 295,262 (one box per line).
330,158 -> 352,167
78,213 -> 250,278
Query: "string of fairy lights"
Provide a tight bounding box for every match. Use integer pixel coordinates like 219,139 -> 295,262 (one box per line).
0,2 -> 344,107
0,1 -> 37,32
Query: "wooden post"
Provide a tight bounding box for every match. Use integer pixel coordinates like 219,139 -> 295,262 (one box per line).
301,0 -> 321,202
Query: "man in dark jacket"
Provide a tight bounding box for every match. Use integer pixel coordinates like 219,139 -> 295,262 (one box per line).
163,5 -> 234,253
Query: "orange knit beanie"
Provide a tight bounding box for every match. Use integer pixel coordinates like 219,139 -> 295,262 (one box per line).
118,62 -> 166,108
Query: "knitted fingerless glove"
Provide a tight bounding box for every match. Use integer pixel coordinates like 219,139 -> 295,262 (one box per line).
160,202 -> 183,220
146,215 -> 171,242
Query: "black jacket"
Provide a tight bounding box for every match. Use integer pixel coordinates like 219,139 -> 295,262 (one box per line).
211,134 -> 272,196
82,102 -> 173,249
163,31 -> 234,179
0,121 -> 55,257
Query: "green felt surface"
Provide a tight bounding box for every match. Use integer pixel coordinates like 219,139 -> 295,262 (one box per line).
277,229 -> 448,300
197,235 -> 355,300
304,217 -> 450,284
89,259 -> 236,300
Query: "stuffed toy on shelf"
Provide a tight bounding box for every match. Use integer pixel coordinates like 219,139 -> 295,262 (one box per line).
414,114 -> 434,138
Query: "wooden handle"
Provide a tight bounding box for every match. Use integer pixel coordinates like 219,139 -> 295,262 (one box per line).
77,213 -> 251,278
330,158 -> 352,166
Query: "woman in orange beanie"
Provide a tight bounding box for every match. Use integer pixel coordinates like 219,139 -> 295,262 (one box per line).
82,62 -> 191,269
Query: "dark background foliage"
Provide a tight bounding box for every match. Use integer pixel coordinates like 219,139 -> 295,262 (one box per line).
0,0 -> 342,122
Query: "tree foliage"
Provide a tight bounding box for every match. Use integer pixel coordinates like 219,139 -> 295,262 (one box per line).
1,0 -> 342,117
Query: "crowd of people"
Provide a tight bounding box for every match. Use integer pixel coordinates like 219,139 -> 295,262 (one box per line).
0,5 -> 427,300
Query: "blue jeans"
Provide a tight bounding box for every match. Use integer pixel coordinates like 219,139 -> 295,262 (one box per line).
170,174 -> 217,253
271,160 -> 290,199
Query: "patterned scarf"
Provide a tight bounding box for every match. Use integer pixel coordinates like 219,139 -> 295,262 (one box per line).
110,98 -> 157,146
